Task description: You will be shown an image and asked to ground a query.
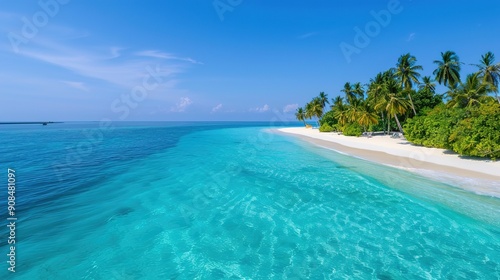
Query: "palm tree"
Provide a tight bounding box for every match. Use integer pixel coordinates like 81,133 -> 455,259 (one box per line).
295,107 -> 307,126
330,96 -> 347,127
353,82 -> 365,99
357,103 -> 379,132
346,97 -> 362,123
474,51 -> 500,103
374,79 -> 408,133
382,68 -> 396,81
419,76 -> 436,93
395,53 -> 422,115
305,97 -> 324,126
304,102 -> 313,120
366,73 -> 388,133
312,97 -> 324,119
318,92 -> 330,108
367,73 -> 387,106
448,73 -> 490,108
341,82 -> 357,104
433,51 -> 461,88
376,94 -> 409,133
368,71 -> 402,134
333,105 -> 349,128
331,96 -> 344,110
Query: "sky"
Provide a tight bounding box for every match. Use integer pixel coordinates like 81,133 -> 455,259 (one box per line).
1,0 -> 499,121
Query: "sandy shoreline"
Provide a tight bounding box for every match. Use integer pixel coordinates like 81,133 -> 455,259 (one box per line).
276,127 -> 500,196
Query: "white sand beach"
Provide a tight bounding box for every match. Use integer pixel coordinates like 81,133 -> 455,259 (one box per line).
278,127 -> 500,196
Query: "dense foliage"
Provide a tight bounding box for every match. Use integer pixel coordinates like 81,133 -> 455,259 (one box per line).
342,123 -> 363,137
405,102 -> 500,159
404,105 -> 466,149
319,123 -> 335,132
319,110 -> 337,127
412,89 -> 443,115
296,51 -> 500,158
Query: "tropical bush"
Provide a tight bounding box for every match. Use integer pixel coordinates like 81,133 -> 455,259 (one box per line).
449,102 -> 500,159
342,123 -> 363,137
412,88 -> 443,115
319,110 -> 337,126
319,123 -> 335,132
404,105 -> 466,149
404,102 -> 500,159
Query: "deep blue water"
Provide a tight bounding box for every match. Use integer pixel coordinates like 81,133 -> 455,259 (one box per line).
0,122 -> 498,279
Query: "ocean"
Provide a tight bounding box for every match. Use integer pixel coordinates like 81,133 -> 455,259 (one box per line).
0,122 -> 498,279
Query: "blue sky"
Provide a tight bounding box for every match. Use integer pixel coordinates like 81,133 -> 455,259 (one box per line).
1,0 -> 499,121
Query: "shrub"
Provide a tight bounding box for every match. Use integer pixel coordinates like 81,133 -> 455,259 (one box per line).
449,102 -> 500,159
412,88 -> 443,115
320,111 -> 337,126
342,123 -> 363,137
319,123 -> 334,132
404,105 -> 466,149
404,102 -> 500,159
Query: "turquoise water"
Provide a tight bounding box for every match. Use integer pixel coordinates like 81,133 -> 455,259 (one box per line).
1,122 -> 499,279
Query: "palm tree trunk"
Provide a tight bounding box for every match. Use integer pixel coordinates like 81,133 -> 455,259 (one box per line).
394,114 -> 404,133
407,92 -> 417,116
379,112 -> 385,134
302,120 -> 306,126
387,113 -> 391,133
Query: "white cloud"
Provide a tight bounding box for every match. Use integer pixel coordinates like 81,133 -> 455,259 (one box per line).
283,103 -> 298,113
109,47 -> 122,59
250,104 -> 270,113
19,48 -> 181,88
297,32 -> 318,40
170,97 -> 192,112
211,103 -> 223,113
7,35 -> 196,90
136,50 -> 203,64
61,81 -> 88,91
407,33 -> 416,42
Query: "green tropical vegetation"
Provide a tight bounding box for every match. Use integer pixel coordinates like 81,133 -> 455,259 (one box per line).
295,51 -> 500,159
394,53 -> 422,115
